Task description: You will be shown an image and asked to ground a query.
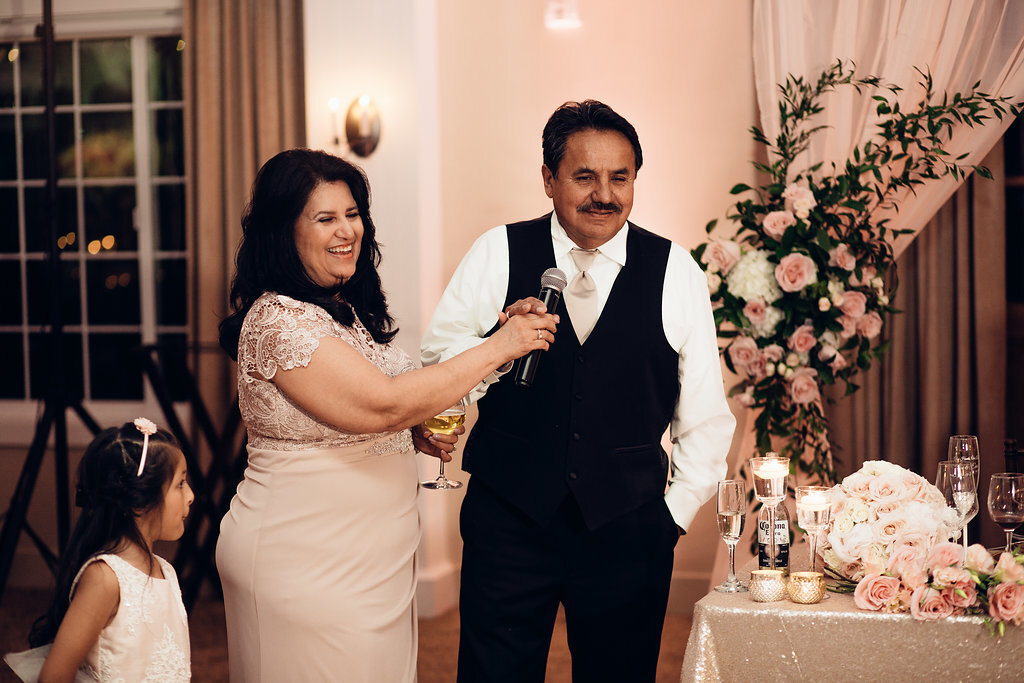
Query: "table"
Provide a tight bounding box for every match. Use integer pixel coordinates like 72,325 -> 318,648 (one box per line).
680,566 -> 1024,682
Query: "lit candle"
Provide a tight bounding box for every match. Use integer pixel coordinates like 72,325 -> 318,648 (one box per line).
752,460 -> 788,478
797,491 -> 830,511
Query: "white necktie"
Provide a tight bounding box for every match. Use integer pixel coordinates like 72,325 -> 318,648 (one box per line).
566,248 -> 599,343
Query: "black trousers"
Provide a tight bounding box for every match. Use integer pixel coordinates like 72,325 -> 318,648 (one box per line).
456,480 -> 679,683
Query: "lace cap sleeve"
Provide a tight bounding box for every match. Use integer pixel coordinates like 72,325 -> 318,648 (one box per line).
239,294 -> 345,381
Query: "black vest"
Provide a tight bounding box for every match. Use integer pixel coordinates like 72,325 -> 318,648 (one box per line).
463,214 -> 680,530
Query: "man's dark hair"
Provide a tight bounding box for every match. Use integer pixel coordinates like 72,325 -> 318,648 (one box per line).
542,100 -> 643,177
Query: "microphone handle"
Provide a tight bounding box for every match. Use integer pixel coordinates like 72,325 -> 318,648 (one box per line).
513,286 -> 562,388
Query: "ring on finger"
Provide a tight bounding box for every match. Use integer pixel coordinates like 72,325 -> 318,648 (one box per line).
451,445 -> 457,454
537,329 -> 543,340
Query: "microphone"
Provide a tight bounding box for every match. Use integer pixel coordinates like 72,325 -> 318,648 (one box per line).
513,267 -> 567,388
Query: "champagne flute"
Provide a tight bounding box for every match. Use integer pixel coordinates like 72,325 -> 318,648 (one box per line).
796,486 -> 831,574
948,435 -> 981,545
749,454 -> 789,572
420,397 -> 467,490
936,460 -> 976,547
714,480 -> 748,593
988,473 -> 1024,554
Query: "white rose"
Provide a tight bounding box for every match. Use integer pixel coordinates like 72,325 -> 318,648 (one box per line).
707,271 -> 722,293
818,297 -> 831,312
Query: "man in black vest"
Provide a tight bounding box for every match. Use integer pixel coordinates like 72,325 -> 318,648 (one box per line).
421,100 -> 735,682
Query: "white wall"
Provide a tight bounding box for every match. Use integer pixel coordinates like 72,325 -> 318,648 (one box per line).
305,0 -> 761,618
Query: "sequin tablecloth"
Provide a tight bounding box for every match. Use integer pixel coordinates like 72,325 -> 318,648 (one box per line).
680,567 -> 1024,682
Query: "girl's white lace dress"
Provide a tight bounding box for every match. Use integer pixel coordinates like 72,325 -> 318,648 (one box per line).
3,553 -> 191,682
215,293 -> 420,682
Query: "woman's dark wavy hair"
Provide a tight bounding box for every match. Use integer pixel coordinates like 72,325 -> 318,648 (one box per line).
28,422 -> 180,647
218,148 -> 397,360
541,99 -> 643,177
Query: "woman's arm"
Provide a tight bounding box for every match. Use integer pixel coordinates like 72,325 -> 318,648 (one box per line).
272,310 -> 557,434
38,562 -> 119,683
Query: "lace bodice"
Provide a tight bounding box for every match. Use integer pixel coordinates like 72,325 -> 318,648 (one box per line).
237,293 -> 416,451
71,554 -> 190,682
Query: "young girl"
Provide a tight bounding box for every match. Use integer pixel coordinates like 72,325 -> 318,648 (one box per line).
4,418 -> 194,682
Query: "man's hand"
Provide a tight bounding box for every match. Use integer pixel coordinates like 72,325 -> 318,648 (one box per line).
497,297 -> 556,326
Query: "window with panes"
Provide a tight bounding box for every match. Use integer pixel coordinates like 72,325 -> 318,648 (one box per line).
0,34 -> 187,404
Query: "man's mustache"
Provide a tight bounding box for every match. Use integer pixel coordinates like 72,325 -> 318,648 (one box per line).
576,201 -> 622,213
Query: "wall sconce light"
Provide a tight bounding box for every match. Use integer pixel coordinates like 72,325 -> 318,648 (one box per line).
329,95 -> 381,157
545,0 -> 581,29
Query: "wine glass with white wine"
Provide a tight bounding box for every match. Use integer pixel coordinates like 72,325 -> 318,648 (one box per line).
420,397 -> 467,490
714,480 -> 747,593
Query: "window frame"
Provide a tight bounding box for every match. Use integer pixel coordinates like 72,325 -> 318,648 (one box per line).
0,7 -> 188,447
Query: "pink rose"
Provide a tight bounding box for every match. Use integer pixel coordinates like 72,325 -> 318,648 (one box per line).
932,566 -> 971,591
788,367 -> 820,405
830,352 -> 848,372
839,291 -> 867,319
995,550 -> 1024,583
782,183 -> 817,219
867,473 -> 903,503
762,210 -> 796,239
702,240 -> 741,274
727,336 -> 759,371
745,355 -> 768,380
743,299 -> 767,326
857,312 -> 883,339
787,324 -> 817,354
965,544 -> 996,574
849,265 -> 877,287
942,582 -> 978,609
775,253 -> 818,292
763,344 -> 784,362
854,573 -> 901,611
838,314 -> 858,339
988,582 -> 1024,624
887,544 -> 923,574
829,244 -> 857,271
910,585 -> 954,621
925,541 -> 965,573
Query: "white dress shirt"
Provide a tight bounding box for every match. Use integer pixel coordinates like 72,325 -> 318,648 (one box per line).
421,213 -> 736,530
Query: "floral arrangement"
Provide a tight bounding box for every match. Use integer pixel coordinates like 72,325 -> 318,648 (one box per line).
854,542 -> 1024,634
692,60 -> 1022,484
818,460 -> 959,583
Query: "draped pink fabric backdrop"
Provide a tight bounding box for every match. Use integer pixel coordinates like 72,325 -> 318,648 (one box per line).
713,0 -> 1024,587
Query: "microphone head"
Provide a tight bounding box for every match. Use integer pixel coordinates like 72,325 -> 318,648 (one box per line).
540,267 -> 567,292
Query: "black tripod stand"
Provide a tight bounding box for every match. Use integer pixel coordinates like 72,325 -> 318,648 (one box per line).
0,0 -> 101,602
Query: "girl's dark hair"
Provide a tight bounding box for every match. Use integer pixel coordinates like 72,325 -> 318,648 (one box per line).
29,422 -> 180,647
218,148 -> 397,360
542,99 -> 643,177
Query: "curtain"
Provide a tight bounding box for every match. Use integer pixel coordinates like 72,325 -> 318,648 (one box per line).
183,0 -> 306,435
752,0 -> 1024,256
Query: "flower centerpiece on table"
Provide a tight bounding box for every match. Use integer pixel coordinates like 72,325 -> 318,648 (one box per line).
692,60 -> 1022,484
855,542 -> 1024,635
818,459 -> 959,584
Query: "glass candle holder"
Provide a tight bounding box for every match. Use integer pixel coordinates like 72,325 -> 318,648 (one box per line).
787,571 -> 826,604
749,569 -> 787,602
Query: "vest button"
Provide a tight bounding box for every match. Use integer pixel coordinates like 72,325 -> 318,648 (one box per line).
577,354 -> 585,363
569,472 -> 578,480
572,432 -> 580,441
574,393 -> 583,401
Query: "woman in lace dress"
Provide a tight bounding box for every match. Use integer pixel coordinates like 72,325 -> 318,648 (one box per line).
215,149 -> 557,682
5,420 -> 193,682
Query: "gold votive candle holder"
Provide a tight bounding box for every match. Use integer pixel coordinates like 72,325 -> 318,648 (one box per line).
787,571 -> 826,604
749,569 -> 787,602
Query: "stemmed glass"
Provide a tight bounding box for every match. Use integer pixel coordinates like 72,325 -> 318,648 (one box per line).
420,397 -> 467,490
936,460 -> 976,548
948,435 -> 980,545
749,454 -> 789,571
714,480 -> 748,593
796,486 -> 831,573
988,473 -> 1024,554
